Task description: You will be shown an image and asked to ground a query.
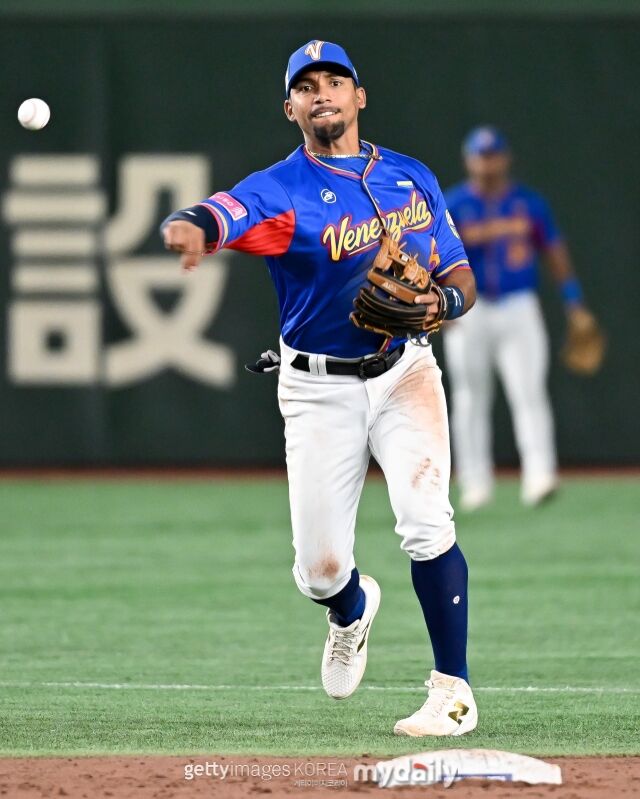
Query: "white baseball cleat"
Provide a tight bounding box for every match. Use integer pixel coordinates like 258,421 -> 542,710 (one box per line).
321,574 -> 381,700
521,475 -> 558,507
460,486 -> 493,512
393,670 -> 478,737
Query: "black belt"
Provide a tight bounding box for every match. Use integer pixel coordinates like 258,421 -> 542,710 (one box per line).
291,344 -> 405,380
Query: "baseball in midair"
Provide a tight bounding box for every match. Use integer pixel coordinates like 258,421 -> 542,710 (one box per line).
17,98 -> 51,131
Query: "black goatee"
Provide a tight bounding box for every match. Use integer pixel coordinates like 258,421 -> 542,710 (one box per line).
312,120 -> 346,146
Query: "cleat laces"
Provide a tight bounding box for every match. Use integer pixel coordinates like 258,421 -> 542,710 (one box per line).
328,627 -> 359,666
420,679 -> 455,718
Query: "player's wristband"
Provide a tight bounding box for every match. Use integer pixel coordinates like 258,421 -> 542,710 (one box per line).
442,286 -> 465,320
160,205 -> 219,245
559,277 -> 583,307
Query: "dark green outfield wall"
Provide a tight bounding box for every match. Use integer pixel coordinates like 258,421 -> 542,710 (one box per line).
0,7 -> 638,465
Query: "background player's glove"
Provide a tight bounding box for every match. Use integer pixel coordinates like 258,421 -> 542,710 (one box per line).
350,234 -> 447,339
561,307 -> 606,375
245,349 -> 281,375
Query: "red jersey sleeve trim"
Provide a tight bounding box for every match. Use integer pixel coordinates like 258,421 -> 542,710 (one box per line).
434,260 -> 471,279
198,202 -> 228,252
227,209 -> 295,257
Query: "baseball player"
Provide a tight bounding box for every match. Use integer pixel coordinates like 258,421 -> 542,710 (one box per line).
444,126 -> 597,510
162,41 -> 478,736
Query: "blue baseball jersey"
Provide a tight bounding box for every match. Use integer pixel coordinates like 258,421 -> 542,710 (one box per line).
198,142 -> 470,358
444,182 -> 561,300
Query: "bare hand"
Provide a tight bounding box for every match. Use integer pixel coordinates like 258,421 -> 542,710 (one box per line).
567,305 -> 597,331
414,289 -> 442,324
163,220 -> 206,272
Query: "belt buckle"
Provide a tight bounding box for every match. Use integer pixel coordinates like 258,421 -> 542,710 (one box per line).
358,354 -> 388,380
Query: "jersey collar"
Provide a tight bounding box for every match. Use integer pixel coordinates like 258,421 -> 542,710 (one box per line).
303,140 -> 381,181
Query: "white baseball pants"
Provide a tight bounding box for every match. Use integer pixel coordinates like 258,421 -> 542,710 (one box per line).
443,291 -> 557,498
278,339 -> 456,601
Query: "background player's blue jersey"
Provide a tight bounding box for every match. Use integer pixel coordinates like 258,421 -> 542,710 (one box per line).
199,142 -> 470,358
444,182 -> 561,300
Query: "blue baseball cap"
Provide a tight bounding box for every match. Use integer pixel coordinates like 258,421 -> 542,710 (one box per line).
463,126 -> 509,156
285,40 -> 359,97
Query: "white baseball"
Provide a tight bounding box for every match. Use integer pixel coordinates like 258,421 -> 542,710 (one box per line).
17,98 -> 51,131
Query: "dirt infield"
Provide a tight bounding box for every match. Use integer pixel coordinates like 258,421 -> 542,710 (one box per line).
1,756 -> 638,798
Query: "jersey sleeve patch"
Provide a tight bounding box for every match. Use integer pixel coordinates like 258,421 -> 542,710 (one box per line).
446,209 -> 461,239
210,191 -> 248,221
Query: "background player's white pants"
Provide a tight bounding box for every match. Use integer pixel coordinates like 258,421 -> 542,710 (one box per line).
278,340 -> 456,601
443,291 -> 557,499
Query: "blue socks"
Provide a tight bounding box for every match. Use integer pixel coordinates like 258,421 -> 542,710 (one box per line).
313,567 -> 366,626
310,546 -> 469,682
410,543 -> 469,683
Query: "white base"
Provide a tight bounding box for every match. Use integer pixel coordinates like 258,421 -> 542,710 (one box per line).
374,748 -> 562,788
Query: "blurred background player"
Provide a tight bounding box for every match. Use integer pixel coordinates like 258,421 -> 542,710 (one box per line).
443,126 -> 598,510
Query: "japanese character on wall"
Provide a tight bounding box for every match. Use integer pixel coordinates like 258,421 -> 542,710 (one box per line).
2,154 -> 235,388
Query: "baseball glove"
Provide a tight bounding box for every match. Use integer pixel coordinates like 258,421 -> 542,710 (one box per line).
350,233 -> 446,339
561,307 -> 606,375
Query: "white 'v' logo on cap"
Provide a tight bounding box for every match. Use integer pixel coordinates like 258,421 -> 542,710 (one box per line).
305,40 -> 325,60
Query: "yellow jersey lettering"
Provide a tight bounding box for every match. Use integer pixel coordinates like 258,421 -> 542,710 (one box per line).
321,190 -> 434,261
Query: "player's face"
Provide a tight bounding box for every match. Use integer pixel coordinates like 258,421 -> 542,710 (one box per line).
464,152 -> 511,191
284,70 -> 366,146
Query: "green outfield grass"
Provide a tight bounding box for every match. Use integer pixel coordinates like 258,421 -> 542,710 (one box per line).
0,475 -> 638,757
